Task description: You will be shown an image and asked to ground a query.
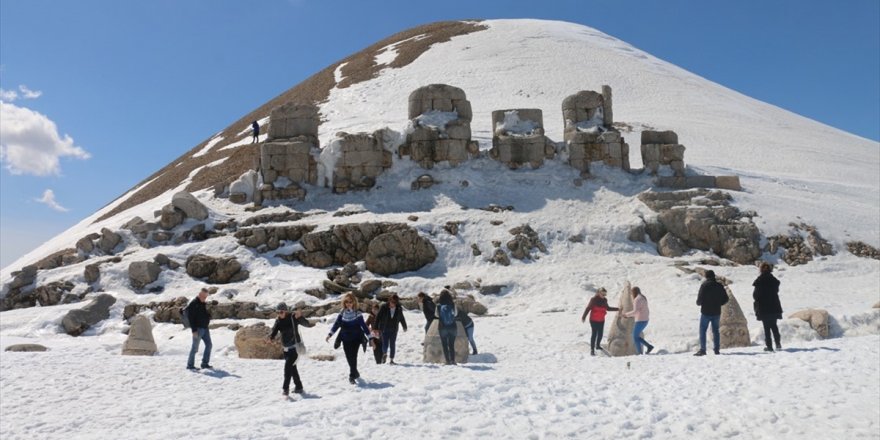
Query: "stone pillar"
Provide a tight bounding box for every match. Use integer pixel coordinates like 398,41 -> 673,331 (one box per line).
601,85 -> 613,126
122,315 -> 158,356
719,286 -> 750,348
423,320 -> 470,364
402,84 -> 475,169
606,282 -> 637,357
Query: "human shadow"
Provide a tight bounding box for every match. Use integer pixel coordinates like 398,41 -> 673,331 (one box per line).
357,381 -> 393,390
778,347 -> 840,353
201,369 -> 242,379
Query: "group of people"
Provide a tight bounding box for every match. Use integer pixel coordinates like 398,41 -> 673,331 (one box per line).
580,262 -> 785,356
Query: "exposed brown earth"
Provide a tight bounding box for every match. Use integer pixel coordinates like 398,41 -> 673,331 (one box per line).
96,20 -> 487,223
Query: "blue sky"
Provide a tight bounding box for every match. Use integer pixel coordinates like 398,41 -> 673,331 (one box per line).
1,0 -> 878,269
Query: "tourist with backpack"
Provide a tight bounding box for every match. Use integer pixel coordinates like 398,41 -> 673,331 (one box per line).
366,303 -> 383,364
581,287 -> 620,356
694,270 -> 729,356
185,288 -> 213,370
325,293 -> 371,384
435,289 -> 458,365
268,302 -> 314,396
417,292 -> 436,333
376,294 -> 408,364
458,308 -> 478,355
753,262 -> 784,352
623,286 -> 654,355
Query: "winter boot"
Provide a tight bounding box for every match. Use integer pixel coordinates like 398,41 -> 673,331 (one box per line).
776,342 -> 782,350
764,346 -> 774,352
694,350 -> 707,357
590,350 -> 596,356
646,344 -> 654,354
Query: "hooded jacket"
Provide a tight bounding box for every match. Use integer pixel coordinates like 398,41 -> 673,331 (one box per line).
753,272 -> 783,319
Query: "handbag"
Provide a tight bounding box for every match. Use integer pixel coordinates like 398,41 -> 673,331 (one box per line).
295,342 -> 307,356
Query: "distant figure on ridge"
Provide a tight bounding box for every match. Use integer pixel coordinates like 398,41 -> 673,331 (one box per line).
268,302 -> 314,396
435,289 -> 458,365
457,308 -> 478,355
251,120 -> 260,143
417,292 -> 436,333
581,287 -> 619,356
694,270 -> 729,356
376,294 -> 408,364
326,293 -> 370,384
185,288 -> 213,370
366,303 -> 383,364
623,286 -> 654,355
753,262 -> 784,352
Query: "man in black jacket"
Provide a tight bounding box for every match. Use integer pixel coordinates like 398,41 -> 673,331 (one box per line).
695,270 -> 729,356
376,294 -> 408,364
417,292 -> 435,334
186,288 -> 213,370
269,302 -> 314,395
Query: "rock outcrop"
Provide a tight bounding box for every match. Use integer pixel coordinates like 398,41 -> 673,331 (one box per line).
423,320 -> 469,364
365,228 -> 438,276
766,223 -> 835,266
234,323 -> 283,359
129,261 -> 161,289
62,294 -> 116,336
185,254 -> 249,284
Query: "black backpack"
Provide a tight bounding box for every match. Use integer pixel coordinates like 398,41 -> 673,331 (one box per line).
180,306 -> 191,329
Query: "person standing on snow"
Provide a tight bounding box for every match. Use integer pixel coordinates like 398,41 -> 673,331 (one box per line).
623,286 -> 654,355
435,289 -> 458,365
694,270 -> 729,357
417,292 -> 436,333
251,120 -> 260,143
186,288 -> 213,370
326,293 -> 370,384
581,287 -> 620,356
753,262 -> 784,352
457,308 -> 478,355
366,303 -> 383,364
376,294 -> 408,364
268,302 -> 314,396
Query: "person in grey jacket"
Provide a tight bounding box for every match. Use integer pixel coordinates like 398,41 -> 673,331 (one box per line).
269,302 -> 314,396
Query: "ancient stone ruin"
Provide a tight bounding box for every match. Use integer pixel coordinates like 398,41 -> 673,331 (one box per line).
606,282 -> 638,357
423,320 -> 470,364
563,86 -> 630,173
640,130 -> 685,176
489,109 -> 555,168
398,84 -> 479,168
257,102 -> 319,202
719,286 -> 750,348
321,130 -> 394,193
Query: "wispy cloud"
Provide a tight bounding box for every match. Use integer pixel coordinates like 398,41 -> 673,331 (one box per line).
0,84 -> 42,102
0,101 -> 91,176
35,189 -> 69,212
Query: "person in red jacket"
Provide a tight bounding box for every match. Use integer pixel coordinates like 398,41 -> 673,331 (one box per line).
581,287 -> 620,356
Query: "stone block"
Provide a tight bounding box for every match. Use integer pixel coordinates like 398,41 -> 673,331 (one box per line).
569,158 -> 588,172
562,108 -> 578,125
670,160 -> 685,174
601,85 -> 613,126
569,144 -> 586,160
432,98 -> 454,112
566,131 -> 602,144
686,176 -> 716,188
641,144 -> 660,163
715,176 -> 742,191
408,99 -> 434,120
270,102 -> 319,121
446,122 -> 471,140
453,100 -> 472,121
575,91 -> 604,110
410,127 -> 441,142
641,130 -> 678,145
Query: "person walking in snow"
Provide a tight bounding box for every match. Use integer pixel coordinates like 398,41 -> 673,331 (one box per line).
694,270 -> 729,356
251,120 -> 260,143
185,288 -> 213,370
268,302 -> 314,396
326,293 -> 370,384
753,262 -> 784,352
457,308 -> 478,355
581,287 -> 619,356
435,289 -> 458,365
417,291 -> 436,333
366,303 -> 383,364
623,287 -> 654,355
376,294 -> 408,364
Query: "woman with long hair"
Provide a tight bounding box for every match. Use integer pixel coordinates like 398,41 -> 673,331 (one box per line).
326,293 -> 370,384
623,286 -> 654,355
753,262 -> 783,351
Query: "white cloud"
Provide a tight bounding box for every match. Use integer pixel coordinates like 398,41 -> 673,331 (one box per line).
34,189 -> 69,212
0,89 -> 18,101
0,101 -> 90,176
19,85 -> 42,99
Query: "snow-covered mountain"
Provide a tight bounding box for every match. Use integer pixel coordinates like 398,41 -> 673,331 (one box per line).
1,19 -> 878,439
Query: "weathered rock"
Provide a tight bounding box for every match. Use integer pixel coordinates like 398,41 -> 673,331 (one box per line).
76,235 -> 96,253
719,287 -> 750,348
172,191 -> 209,220
423,320 -> 469,364
34,281 -> 76,306
62,294 -> 116,336
122,315 -> 158,356
8,265 -> 38,290
490,249 -> 511,266
234,323 -> 283,359
471,243 -> 482,256
5,344 -> 48,352
185,254 -> 248,284
790,309 -> 830,338
607,283 -> 637,357
847,241 -> 880,260
129,261 -> 161,289
658,233 -> 688,257
365,228 -> 437,276
359,279 -> 383,296
98,228 -> 123,254
84,264 -> 100,284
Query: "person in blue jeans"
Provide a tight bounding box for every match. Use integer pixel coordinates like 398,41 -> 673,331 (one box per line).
376,294 -> 408,364
435,289 -> 458,365
186,288 -> 213,370
457,308 -> 478,355
694,270 -> 729,356
623,287 -> 654,355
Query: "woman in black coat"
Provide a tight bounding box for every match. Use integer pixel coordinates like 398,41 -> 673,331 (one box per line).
753,262 -> 783,351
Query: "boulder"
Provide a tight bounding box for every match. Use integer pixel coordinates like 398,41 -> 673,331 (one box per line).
359,279 -> 383,296
34,281 -> 76,306
172,191 -> 209,220
62,294 -> 116,336
789,309 -> 830,338
8,265 -> 38,290
76,235 -> 95,253
122,315 -> 158,356
159,205 -> 186,230
719,287 -> 750,348
423,320 -> 469,364
98,228 -> 123,254
234,323 -> 283,359
606,283 -> 638,357
84,264 -> 100,284
129,261 -> 161,289
185,254 -> 217,278
365,228 -> 437,276
658,233 -> 688,257
5,344 -> 48,352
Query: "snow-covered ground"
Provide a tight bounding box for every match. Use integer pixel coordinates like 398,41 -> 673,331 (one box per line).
1,18 -> 878,439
